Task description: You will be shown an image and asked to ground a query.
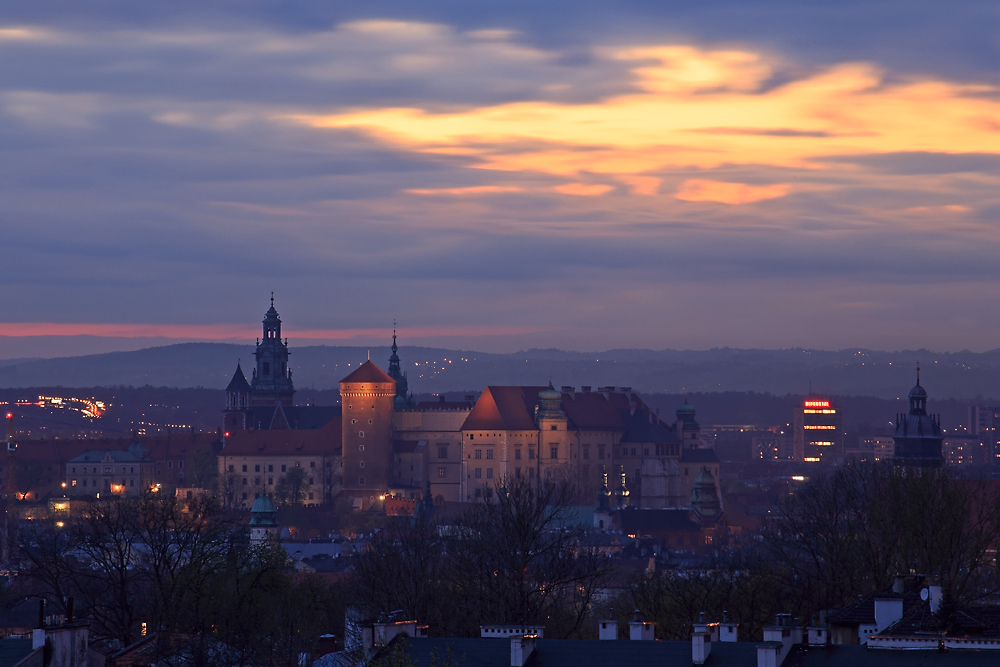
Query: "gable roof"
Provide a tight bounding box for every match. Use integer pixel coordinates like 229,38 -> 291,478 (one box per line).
461,386 -> 548,431
340,360 -> 395,384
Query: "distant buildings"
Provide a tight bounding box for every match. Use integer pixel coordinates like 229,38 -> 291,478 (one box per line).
793,397 -> 843,463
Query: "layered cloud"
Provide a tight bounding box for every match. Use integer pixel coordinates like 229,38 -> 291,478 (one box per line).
2,5 -> 1000,356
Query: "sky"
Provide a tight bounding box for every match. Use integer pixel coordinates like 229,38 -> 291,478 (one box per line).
4,1 -> 1000,358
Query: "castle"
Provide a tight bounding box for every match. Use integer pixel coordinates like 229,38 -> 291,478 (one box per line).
218,301 -> 720,510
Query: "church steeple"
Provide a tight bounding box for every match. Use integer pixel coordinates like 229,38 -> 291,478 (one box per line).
250,295 -> 294,406
387,322 -> 409,407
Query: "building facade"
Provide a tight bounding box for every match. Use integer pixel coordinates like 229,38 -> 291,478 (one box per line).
793,397 -> 843,462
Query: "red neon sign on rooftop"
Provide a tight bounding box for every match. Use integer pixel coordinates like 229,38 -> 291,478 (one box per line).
804,400 -> 830,408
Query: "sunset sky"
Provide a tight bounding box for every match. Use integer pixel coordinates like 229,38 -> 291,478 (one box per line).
4,1 -> 1000,357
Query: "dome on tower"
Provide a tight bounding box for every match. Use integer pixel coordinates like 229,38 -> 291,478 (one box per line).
249,496 -> 278,527
909,383 -> 927,399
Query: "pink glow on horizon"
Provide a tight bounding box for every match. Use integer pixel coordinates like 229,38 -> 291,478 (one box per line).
0,323 -> 557,340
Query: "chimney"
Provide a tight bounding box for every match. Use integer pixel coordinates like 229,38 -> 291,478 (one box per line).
874,596 -> 903,633
758,615 -> 801,667
598,619 -> 618,640
720,611 -> 739,643
510,635 -> 536,667
692,612 -> 718,664
581,386 -> 592,393
893,575 -> 906,594
629,610 -> 655,640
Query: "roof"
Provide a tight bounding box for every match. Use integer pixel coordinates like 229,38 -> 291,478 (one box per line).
680,448 -> 720,463
462,386 -> 678,437
226,363 -> 252,393
394,637 -> 759,667
222,423 -> 342,456
68,449 -> 152,463
0,638 -> 35,667
616,508 -> 700,533
788,644 -> 1000,667
340,360 -> 395,384
462,386 -> 548,431
243,405 -> 341,431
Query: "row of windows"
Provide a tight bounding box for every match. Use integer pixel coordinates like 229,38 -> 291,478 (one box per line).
70,479 -> 135,488
242,476 -> 315,486
233,462 -> 315,473
71,465 -> 140,474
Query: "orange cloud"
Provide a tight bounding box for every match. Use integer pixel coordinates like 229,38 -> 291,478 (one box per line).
675,179 -> 792,204
554,183 -> 615,196
405,185 -> 523,195
290,45 -> 1000,203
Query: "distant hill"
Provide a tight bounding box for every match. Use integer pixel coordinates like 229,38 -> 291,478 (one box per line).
1,343 -> 999,401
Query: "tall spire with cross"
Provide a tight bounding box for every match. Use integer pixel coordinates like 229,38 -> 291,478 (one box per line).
386,320 -> 409,406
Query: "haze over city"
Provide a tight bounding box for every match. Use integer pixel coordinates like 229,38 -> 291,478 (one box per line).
4,1 -> 1000,359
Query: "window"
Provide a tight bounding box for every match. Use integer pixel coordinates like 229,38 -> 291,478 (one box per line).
529,448 -> 535,459
515,467 -> 521,478
486,468 -> 494,479
368,419 -> 372,424
254,477 -> 260,485
242,492 -> 248,500
359,477 -> 365,485
242,478 -> 248,485
228,465 -> 234,472
121,466 -> 126,473
550,425 -> 557,431
486,449 -> 494,460
438,467 -> 446,478
475,449 -> 482,459
179,461 -> 183,468
360,461 -> 365,468
545,470 -> 552,479
359,431 -> 365,438
550,447 -> 558,459
242,465 -> 247,472
168,461 -> 173,469
515,448 -> 522,460
644,448 -> 649,456
438,446 -> 448,459
475,488 -> 481,497
72,467 -> 76,473
469,434 -> 474,441
475,468 -> 482,479
263,362 -> 270,376
310,461 -> 315,468
352,419 -> 356,424
308,493 -> 314,500
583,446 -> 590,460
598,445 -> 606,460
282,465 -> 287,472
254,464 -> 260,472
308,478 -> 314,485
105,466 -> 112,473
359,444 -> 365,452
130,467 -> 134,473
268,464 -> 273,472
631,448 -> 637,456
130,479 -> 135,486
268,477 -> 273,485
82,480 -> 87,487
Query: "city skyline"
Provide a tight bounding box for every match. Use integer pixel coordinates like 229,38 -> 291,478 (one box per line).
4,1 -> 1000,358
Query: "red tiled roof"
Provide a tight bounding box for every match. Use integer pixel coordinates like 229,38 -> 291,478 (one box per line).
461,386 -> 652,433
461,386 -> 548,431
222,419 -> 341,456
340,360 -> 395,384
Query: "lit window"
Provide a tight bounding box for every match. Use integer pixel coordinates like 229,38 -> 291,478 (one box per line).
438,467 -> 446,478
